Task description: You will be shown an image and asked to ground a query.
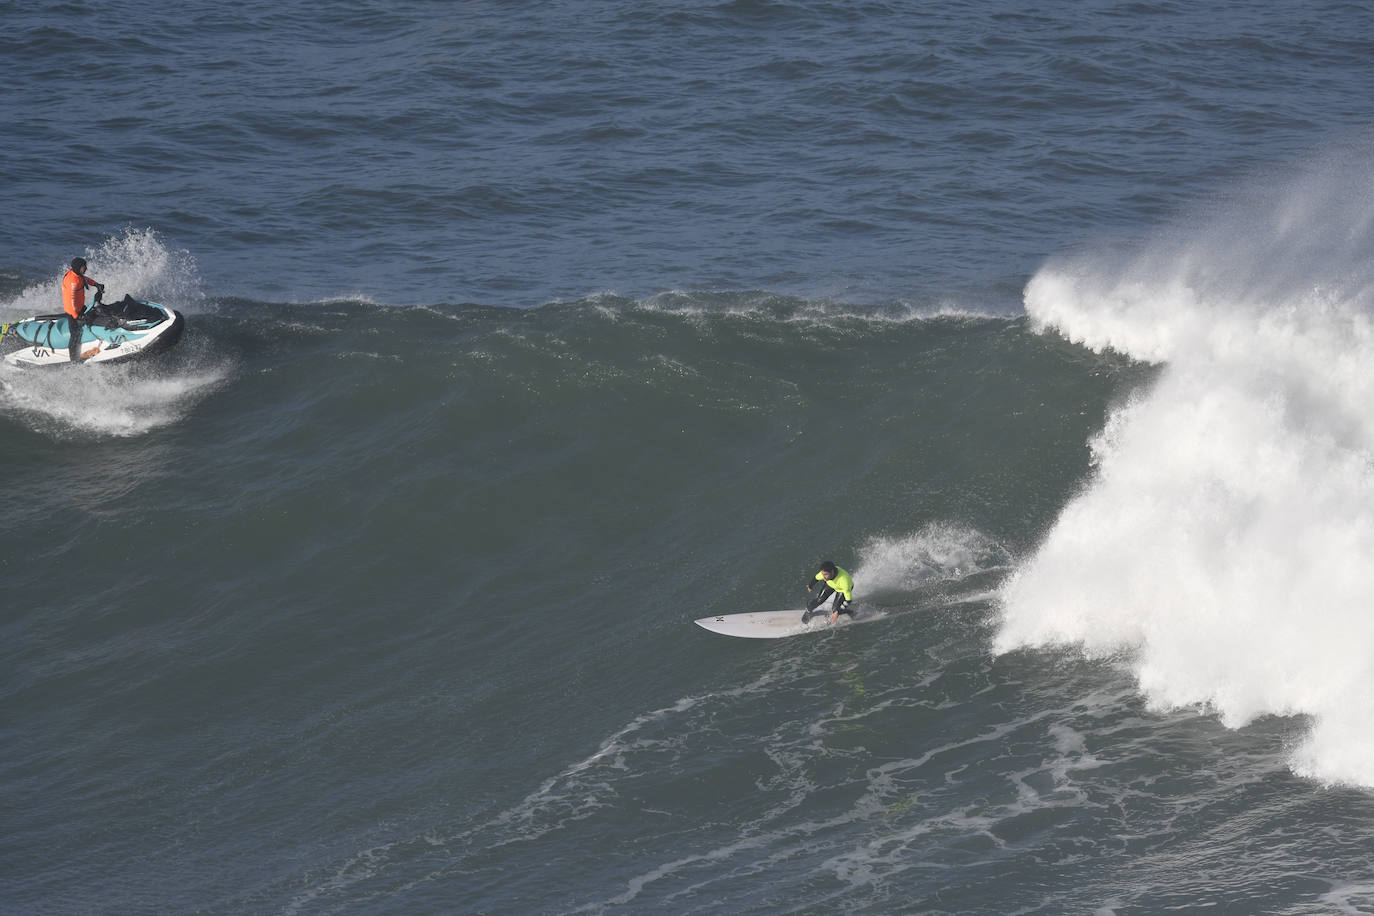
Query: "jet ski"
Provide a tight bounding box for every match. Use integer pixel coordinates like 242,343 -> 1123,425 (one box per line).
1,290 -> 184,368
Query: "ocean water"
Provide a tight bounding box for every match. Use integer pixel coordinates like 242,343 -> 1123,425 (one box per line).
7,1 -> 1374,913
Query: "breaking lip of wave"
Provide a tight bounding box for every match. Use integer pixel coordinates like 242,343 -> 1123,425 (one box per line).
572,288 -> 1009,326
996,137 -> 1374,787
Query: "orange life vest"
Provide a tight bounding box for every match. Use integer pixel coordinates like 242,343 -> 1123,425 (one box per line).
62,269 -> 91,319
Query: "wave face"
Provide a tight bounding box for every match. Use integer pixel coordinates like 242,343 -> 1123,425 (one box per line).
2,257 -> 1164,913
998,141 -> 1374,785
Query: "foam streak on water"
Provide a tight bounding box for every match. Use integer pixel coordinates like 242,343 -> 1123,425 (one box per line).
997,140 -> 1374,785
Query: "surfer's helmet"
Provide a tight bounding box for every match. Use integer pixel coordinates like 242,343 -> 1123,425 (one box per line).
71,257 -> 87,272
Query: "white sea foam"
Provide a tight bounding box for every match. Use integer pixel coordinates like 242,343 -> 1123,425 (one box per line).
996,140 -> 1374,786
0,366 -> 227,439
855,524 -> 1013,597
5,227 -> 204,318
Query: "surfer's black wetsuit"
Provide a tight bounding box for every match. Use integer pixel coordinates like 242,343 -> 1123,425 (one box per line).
807,584 -> 851,615
804,566 -> 854,620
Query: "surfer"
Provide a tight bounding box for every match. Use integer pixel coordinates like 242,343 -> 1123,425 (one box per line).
803,560 -> 854,624
61,258 -> 103,362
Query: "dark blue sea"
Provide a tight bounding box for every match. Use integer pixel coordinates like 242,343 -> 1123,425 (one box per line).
7,2 -> 1374,913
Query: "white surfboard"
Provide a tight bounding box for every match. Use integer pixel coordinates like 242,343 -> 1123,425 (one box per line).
694,608 -> 856,639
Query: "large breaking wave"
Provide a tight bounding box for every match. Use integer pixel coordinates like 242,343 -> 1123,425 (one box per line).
996,139 -> 1374,786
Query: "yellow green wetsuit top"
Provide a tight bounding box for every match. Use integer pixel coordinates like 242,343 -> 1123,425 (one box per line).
815,567 -> 854,601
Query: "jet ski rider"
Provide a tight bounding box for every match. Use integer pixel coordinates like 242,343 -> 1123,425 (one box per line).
61,257 -> 104,362
803,560 -> 854,624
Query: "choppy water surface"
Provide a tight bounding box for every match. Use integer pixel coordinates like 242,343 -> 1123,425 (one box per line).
7,1 -> 1374,913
